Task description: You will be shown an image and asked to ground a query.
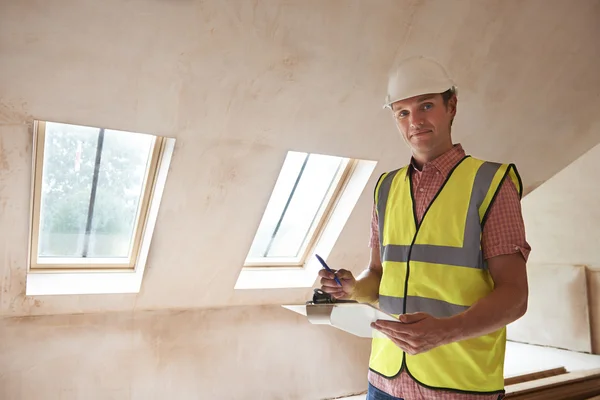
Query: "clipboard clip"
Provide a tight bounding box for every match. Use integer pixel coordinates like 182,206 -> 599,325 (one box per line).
306,288 -> 358,305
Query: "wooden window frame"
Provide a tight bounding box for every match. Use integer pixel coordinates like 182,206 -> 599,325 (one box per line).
243,156 -> 358,268
28,120 -> 165,272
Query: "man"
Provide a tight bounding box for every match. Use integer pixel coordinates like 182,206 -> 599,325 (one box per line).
319,56 -> 530,400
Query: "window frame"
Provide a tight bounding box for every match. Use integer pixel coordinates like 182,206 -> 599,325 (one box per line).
28,120 -> 166,272
243,153 -> 358,268
235,157 -> 378,289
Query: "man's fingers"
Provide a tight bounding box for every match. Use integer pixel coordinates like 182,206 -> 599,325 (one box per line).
321,285 -> 345,294
371,323 -> 406,341
399,312 -> 429,324
371,324 -> 420,354
317,269 -> 335,279
320,277 -> 341,288
317,268 -> 354,285
318,268 -> 354,299
373,320 -> 420,336
373,320 -> 404,330
372,326 -> 414,352
335,269 -> 353,280
374,320 -> 420,338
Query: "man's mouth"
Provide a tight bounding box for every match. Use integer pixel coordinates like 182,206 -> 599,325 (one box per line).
411,130 -> 431,137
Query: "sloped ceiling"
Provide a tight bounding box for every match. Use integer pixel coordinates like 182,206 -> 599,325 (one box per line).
1,0 -> 600,317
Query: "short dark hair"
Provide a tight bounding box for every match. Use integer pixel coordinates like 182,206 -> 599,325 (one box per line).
441,88 -> 456,127
441,88 -> 455,106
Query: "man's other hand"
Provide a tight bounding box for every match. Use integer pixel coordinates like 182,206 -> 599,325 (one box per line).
371,312 -> 454,355
318,268 -> 356,300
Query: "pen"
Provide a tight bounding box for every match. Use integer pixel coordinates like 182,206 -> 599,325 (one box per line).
315,254 -> 342,286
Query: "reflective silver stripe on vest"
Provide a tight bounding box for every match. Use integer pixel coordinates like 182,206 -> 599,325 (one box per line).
376,168 -> 402,261
377,161 -> 502,269
379,294 -> 469,318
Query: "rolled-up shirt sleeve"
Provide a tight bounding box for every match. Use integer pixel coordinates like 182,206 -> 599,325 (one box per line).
481,178 -> 531,261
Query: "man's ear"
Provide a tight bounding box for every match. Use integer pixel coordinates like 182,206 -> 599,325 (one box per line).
448,95 -> 458,117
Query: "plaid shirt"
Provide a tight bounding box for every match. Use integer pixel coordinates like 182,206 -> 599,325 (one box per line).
367,144 -> 530,400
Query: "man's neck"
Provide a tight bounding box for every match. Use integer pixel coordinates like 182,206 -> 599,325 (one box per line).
412,143 -> 454,170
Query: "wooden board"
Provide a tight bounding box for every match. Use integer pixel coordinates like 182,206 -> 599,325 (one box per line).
507,263 -> 592,353
505,368 -> 600,400
586,268 -> 600,354
504,367 -> 567,385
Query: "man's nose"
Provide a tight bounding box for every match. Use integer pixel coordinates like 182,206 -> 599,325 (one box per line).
410,116 -> 424,129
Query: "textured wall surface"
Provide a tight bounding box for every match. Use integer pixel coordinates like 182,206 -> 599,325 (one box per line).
0,305 -> 371,400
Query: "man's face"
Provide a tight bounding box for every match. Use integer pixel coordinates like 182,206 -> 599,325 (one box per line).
391,93 -> 457,160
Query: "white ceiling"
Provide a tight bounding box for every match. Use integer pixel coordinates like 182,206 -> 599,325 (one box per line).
1,0 -> 600,317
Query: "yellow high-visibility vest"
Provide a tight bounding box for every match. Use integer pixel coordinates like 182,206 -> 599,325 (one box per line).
369,155 -> 522,394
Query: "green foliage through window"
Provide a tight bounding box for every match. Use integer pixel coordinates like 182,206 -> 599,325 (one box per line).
37,122 -> 155,260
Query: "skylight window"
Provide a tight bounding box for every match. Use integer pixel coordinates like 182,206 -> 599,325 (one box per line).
244,151 -> 355,267
29,120 -> 164,271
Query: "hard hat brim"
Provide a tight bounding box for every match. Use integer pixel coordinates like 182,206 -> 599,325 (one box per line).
383,85 -> 458,109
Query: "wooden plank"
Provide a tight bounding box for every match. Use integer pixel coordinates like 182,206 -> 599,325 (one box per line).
504,366 -> 567,385
586,268 -> 600,354
506,367 -> 600,392
506,380 -> 600,400
505,368 -> 600,399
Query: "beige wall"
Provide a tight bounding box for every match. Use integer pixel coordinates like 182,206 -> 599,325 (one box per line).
510,142 -> 600,353
523,142 -> 600,267
0,305 -> 371,400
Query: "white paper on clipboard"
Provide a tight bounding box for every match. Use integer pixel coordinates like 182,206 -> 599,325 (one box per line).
282,303 -> 399,338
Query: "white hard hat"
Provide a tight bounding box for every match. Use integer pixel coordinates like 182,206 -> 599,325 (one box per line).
383,56 -> 457,109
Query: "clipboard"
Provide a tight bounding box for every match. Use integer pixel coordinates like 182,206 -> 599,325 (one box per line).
282,289 -> 399,338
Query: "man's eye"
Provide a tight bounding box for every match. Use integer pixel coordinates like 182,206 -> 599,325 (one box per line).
422,103 -> 433,110
397,111 -> 408,118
